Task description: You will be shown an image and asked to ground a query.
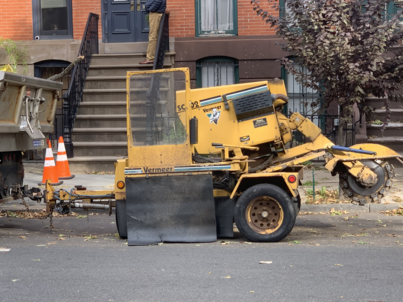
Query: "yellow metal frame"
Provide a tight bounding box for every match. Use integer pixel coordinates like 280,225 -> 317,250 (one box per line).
175,79 -> 288,155
230,170 -> 301,199
126,68 -> 193,169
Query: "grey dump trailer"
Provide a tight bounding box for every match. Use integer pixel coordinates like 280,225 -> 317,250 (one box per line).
0,71 -> 63,203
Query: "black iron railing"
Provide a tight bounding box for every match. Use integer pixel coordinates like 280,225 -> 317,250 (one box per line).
63,13 -> 99,158
153,12 -> 169,70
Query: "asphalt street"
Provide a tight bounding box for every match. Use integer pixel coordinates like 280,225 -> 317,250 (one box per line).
1,211 -> 403,302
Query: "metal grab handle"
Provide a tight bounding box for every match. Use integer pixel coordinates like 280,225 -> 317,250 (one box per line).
212,143 -> 259,151
130,0 -> 134,11
331,145 -> 377,155
137,0 -> 141,11
25,97 -> 34,134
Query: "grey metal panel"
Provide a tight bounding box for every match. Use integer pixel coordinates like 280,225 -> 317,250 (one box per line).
0,71 -> 63,91
126,174 -> 217,245
0,134 -> 45,152
0,71 -> 61,152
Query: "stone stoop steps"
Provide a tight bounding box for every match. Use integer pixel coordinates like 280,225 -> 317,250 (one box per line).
365,96 -> 403,162
68,52 -> 175,173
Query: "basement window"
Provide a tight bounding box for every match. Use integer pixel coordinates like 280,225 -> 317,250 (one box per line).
196,57 -> 239,88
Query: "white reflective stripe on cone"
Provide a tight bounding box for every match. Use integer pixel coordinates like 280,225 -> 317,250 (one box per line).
45,148 -> 53,157
57,154 -> 68,161
59,143 -> 66,152
44,159 -> 56,167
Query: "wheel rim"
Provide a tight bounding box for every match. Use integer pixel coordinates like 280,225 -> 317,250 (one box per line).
245,196 -> 284,234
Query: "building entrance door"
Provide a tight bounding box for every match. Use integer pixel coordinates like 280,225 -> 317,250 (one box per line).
105,0 -> 149,43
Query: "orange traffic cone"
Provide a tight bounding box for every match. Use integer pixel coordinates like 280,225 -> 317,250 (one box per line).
56,136 -> 75,180
38,140 -> 63,186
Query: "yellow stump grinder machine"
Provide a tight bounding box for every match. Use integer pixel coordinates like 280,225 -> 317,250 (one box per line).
41,68 -> 402,245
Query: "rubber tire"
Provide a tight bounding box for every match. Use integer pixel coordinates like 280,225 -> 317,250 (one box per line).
234,184 -> 296,242
115,200 -> 127,239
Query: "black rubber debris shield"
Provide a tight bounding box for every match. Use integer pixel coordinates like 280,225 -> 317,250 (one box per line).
126,174 -> 217,246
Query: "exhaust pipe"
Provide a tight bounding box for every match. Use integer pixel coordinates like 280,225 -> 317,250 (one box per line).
71,203 -> 110,210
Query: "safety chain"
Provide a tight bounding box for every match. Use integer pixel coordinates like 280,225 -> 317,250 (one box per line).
19,187 -> 31,213
49,209 -> 53,229
21,197 -> 31,213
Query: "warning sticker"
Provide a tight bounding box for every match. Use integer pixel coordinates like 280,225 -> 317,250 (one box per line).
240,135 -> 250,142
253,118 -> 268,128
206,108 -> 221,125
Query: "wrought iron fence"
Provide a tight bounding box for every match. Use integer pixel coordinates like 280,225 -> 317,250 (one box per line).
62,13 -> 99,158
283,66 -> 342,146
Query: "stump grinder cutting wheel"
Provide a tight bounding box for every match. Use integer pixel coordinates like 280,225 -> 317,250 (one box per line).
339,160 -> 395,205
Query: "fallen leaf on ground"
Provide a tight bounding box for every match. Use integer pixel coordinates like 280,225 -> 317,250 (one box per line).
84,235 -> 97,241
222,276 -> 231,279
12,279 -> 19,282
20,236 -> 26,239
36,245 -> 46,247
0,248 -> 10,253
221,241 -> 230,245
334,264 -> 343,266
33,259 -> 40,261
57,237 -> 65,241
250,291 -> 254,293
77,215 -> 87,219
259,261 -> 273,264
158,242 -> 163,246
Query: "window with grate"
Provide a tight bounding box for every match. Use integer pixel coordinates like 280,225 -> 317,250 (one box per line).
195,0 -> 238,37
196,57 -> 239,88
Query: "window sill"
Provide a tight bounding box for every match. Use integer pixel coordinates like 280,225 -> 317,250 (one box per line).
33,35 -> 74,41
197,34 -> 237,38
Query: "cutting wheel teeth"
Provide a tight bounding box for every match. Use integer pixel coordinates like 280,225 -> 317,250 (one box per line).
339,160 -> 394,204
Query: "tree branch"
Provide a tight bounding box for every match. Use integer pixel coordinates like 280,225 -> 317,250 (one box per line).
47,56 -> 85,81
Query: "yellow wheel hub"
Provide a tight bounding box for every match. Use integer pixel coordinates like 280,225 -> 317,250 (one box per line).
246,196 -> 284,234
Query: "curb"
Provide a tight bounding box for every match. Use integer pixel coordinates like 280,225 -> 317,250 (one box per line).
301,203 -> 402,213
0,206 -> 46,212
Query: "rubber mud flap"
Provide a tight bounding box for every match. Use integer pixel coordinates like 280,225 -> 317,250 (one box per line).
116,200 -> 127,239
126,174 -> 217,246
214,197 -> 235,238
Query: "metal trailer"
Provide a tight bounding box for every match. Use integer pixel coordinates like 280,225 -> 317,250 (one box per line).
0,71 -> 63,203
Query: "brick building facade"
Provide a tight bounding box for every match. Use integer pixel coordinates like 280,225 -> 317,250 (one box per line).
0,0 -> 284,84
